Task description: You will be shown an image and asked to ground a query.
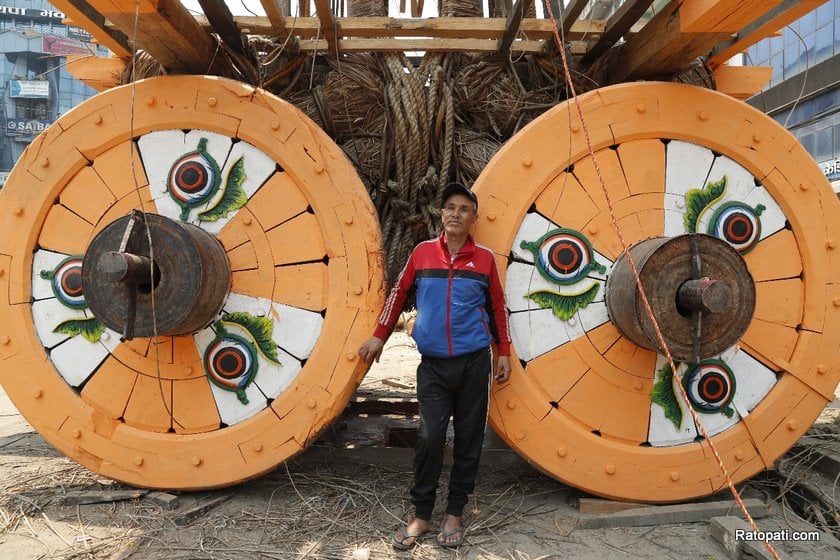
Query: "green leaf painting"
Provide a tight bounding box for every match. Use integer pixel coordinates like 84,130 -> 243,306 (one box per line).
651,363 -> 683,429
683,176 -> 727,233
199,157 -> 247,222
526,283 -> 599,321
218,311 -> 281,365
53,317 -> 106,343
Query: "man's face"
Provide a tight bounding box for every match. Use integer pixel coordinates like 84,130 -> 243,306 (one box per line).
442,194 -> 478,237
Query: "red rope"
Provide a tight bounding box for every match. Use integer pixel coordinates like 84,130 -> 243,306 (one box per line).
540,4 -> 780,559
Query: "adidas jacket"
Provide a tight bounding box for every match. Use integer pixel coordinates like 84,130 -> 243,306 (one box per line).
374,232 -> 511,358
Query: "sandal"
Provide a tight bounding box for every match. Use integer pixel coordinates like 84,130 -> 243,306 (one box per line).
436,526 -> 465,548
392,525 -> 430,550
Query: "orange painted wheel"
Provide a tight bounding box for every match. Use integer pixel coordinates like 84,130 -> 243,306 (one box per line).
473,82 -> 840,502
0,76 -> 384,489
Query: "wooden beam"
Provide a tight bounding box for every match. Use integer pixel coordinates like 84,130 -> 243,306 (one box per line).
706,0 -> 827,68
712,65 -> 773,100
297,37 -> 547,53
497,0 -> 525,54
195,16 -> 605,41
64,54 -> 126,91
197,0 -> 248,58
84,0 -> 222,74
49,0 -> 132,58
259,0 -> 290,39
596,0 -> 780,82
562,0 -> 590,34
680,0 -> 786,33
580,0 -> 657,64
313,0 -> 338,54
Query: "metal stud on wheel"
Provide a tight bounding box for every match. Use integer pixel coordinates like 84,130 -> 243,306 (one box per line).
473,82 -> 840,502
0,76 -> 384,489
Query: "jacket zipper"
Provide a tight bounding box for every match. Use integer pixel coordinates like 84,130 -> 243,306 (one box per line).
446,252 -> 455,356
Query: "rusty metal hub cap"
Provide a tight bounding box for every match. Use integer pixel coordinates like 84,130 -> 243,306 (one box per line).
83,211 -> 231,339
605,234 -> 756,361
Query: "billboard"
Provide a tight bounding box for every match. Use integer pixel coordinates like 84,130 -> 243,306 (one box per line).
5,117 -> 51,136
9,79 -> 49,99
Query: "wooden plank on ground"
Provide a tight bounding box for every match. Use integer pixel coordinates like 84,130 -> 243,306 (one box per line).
578,498 -> 646,514
60,489 -> 148,506
709,516 -> 776,560
173,493 -> 233,526
578,498 -> 768,529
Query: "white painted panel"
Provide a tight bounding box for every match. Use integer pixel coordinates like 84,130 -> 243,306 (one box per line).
224,292 -> 271,317
194,326 -> 266,426
137,130 -> 186,194
32,298 -> 86,348
648,357 -> 698,447
506,261 -> 553,312
691,406 -> 739,437
270,303 -> 323,359
510,307 -> 570,362
665,141 -> 715,235
577,299 -> 610,331
511,212 -> 554,263
728,349 -> 778,413
254,347 -> 302,400
31,250 -> 70,300
227,140 -> 276,199
743,185 -> 787,240
50,335 -> 109,387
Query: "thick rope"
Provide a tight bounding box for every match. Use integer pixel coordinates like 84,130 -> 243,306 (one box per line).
541,3 -> 782,559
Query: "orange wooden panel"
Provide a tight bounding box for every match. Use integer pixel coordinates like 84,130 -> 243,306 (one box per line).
744,229 -> 802,282
598,387 -> 650,445
617,139 -> 666,196
165,335 -> 204,382
122,373 -> 173,433
59,166 -> 117,225
587,321 -> 623,355
39,204 -> 94,254
227,241 -> 259,272
604,338 -> 658,380
740,318 -> 798,370
786,328 -> 840,402
274,263 -> 328,311
753,278 -> 803,328
559,369 -> 619,433
81,356 -> 138,419
171,377 -> 221,434
741,374 -> 824,467
572,147 -> 632,213
586,194 -> 665,259
215,210 -> 251,250
525,341 -> 590,402
91,140 -> 149,200
535,172 -> 600,230
246,171 -> 310,231
92,188 -> 156,239
265,212 -> 327,266
109,337 -> 198,381
230,269 -> 274,300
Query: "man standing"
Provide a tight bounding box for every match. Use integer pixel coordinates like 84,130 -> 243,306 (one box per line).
359,182 -> 512,549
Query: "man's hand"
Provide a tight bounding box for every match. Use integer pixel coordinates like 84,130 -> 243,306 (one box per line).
359,336 -> 385,363
494,355 -> 511,383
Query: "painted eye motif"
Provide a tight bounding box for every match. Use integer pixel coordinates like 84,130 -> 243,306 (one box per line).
522,228 -> 605,285
204,333 -> 258,404
707,202 -> 764,253
48,257 -> 87,309
168,138 -> 221,219
682,360 -> 736,416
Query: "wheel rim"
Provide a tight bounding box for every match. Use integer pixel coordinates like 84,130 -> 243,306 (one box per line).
0,75 -> 384,489
473,82 -> 840,502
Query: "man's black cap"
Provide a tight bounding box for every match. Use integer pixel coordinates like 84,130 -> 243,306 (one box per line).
441,182 -> 478,210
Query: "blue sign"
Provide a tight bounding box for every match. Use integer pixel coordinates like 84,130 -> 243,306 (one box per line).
5,118 -> 51,135
9,80 -> 49,99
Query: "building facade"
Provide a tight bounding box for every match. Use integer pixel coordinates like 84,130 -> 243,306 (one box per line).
0,0 -> 110,186
746,0 -> 840,192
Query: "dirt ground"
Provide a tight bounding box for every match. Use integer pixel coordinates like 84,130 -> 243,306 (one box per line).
1,329 -> 839,560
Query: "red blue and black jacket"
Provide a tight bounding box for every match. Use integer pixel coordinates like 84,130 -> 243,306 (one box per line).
374,231 -> 511,358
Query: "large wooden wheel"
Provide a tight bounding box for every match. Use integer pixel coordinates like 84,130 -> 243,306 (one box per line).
473,82 -> 840,502
0,76 -> 383,489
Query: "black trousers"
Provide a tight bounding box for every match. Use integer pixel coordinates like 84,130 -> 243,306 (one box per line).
411,346 -> 492,520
